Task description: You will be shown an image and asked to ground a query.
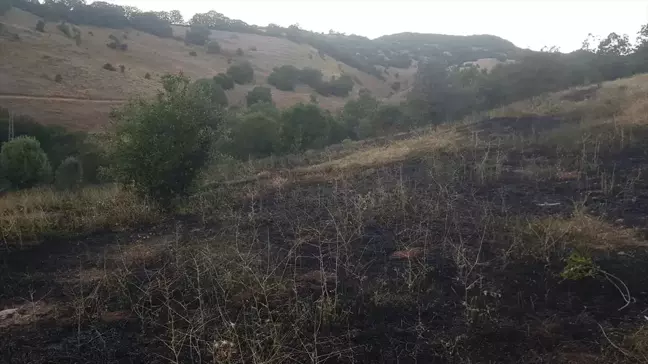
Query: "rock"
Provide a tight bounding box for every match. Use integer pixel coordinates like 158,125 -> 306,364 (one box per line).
390,248 -> 424,260
0,308 -> 18,320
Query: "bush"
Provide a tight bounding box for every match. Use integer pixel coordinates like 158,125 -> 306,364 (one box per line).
236,47 -> 244,56
298,68 -> 324,87
227,62 -> 254,84
103,63 -> 117,71
280,103 -> 333,151
212,73 -> 234,90
109,74 -> 219,207
246,86 -> 272,106
206,40 -> 221,54
225,111 -> 281,159
267,65 -> 300,91
54,74 -> 62,82
130,12 -> 172,38
391,81 -> 401,91
314,75 -> 354,97
55,156 -> 83,190
144,72 -> 151,79
185,25 -> 210,46
0,136 -> 51,189
36,19 -> 45,32
192,78 -> 228,107
107,34 -> 127,50
189,51 -> 197,56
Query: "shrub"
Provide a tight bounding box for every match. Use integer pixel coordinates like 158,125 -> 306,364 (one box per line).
192,78 -> 228,107
130,12 -> 173,38
236,47 -> 244,56
54,74 -> 62,82
310,94 -> 317,103
103,63 -> 117,71
189,51 -> 197,57
268,65 -> 300,91
109,74 -> 219,207
55,156 -> 83,190
246,86 -> 272,106
119,65 -> 125,73
107,34 -> 127,50
213,73 -> 234,90
36,19 -> 45,33
0,136 -> 51,189
225,111 -> 281,159
185,25 -> 210,46
144,72 -> 151,79
280,103 -> 332,151
206,40 -> 221,54
88,31 -> 94,36
391,81 -> 401,91
227,62 -> 254,84
298,68 -> 324,88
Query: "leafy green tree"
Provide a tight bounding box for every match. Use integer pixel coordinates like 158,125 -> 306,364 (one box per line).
340,90 -> 379,139
227,62 -> 254,84
108,74 -> 219,207
246,86 -> 272,106
0,136 -> 51,189
185,24 -> 210,45
298,68 -> 324,87
280,103 -> 332,151
169,10 -> 183,24
213,73 -> 234,90
268,65 -> 300,91
597,32 -> 632,56
129,11 -> 172,38
225,112 -> 281,159
192,78 -> 228,107
55,156 -> 83,190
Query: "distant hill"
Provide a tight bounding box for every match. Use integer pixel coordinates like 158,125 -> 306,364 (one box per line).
0,5 -> 526,131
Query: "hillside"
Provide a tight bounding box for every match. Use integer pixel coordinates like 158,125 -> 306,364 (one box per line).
0,7 -> 527,131
0,8 -> 409,130
3,71 -> 648,363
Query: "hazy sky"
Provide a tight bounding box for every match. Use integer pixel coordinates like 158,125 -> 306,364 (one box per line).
105,0 -> 648,52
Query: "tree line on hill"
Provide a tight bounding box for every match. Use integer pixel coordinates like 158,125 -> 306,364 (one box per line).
408,28 -> 648,124
8,0 -> 178,38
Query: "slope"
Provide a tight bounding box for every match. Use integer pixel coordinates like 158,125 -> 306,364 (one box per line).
0,8 -> 409,130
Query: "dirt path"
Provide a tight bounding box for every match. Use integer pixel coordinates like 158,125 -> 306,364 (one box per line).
0,94 -> 127,103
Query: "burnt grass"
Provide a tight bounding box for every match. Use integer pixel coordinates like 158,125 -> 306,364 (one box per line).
2,117 -> 648,363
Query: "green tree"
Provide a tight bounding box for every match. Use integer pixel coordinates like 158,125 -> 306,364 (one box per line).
108,74 -> 219,207
55,156 -> 83,190
226,112 -> 281,159
192,78 -> 228,107
267,65 -> 300,91
212,73 -> 234,90
227,62 -> 254,84
169,10 -> 183,24
246,86 -> 272,106
340,90 -> 379,139
280,103 -> 331,151
185,24 -> 210,45
0,136 -> 51,189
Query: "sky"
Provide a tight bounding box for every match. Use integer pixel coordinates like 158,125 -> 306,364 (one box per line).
104,0 -> 648,52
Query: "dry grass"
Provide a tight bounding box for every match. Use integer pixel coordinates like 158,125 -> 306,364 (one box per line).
0,184 -> 159,243
0,8 -> 414,130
